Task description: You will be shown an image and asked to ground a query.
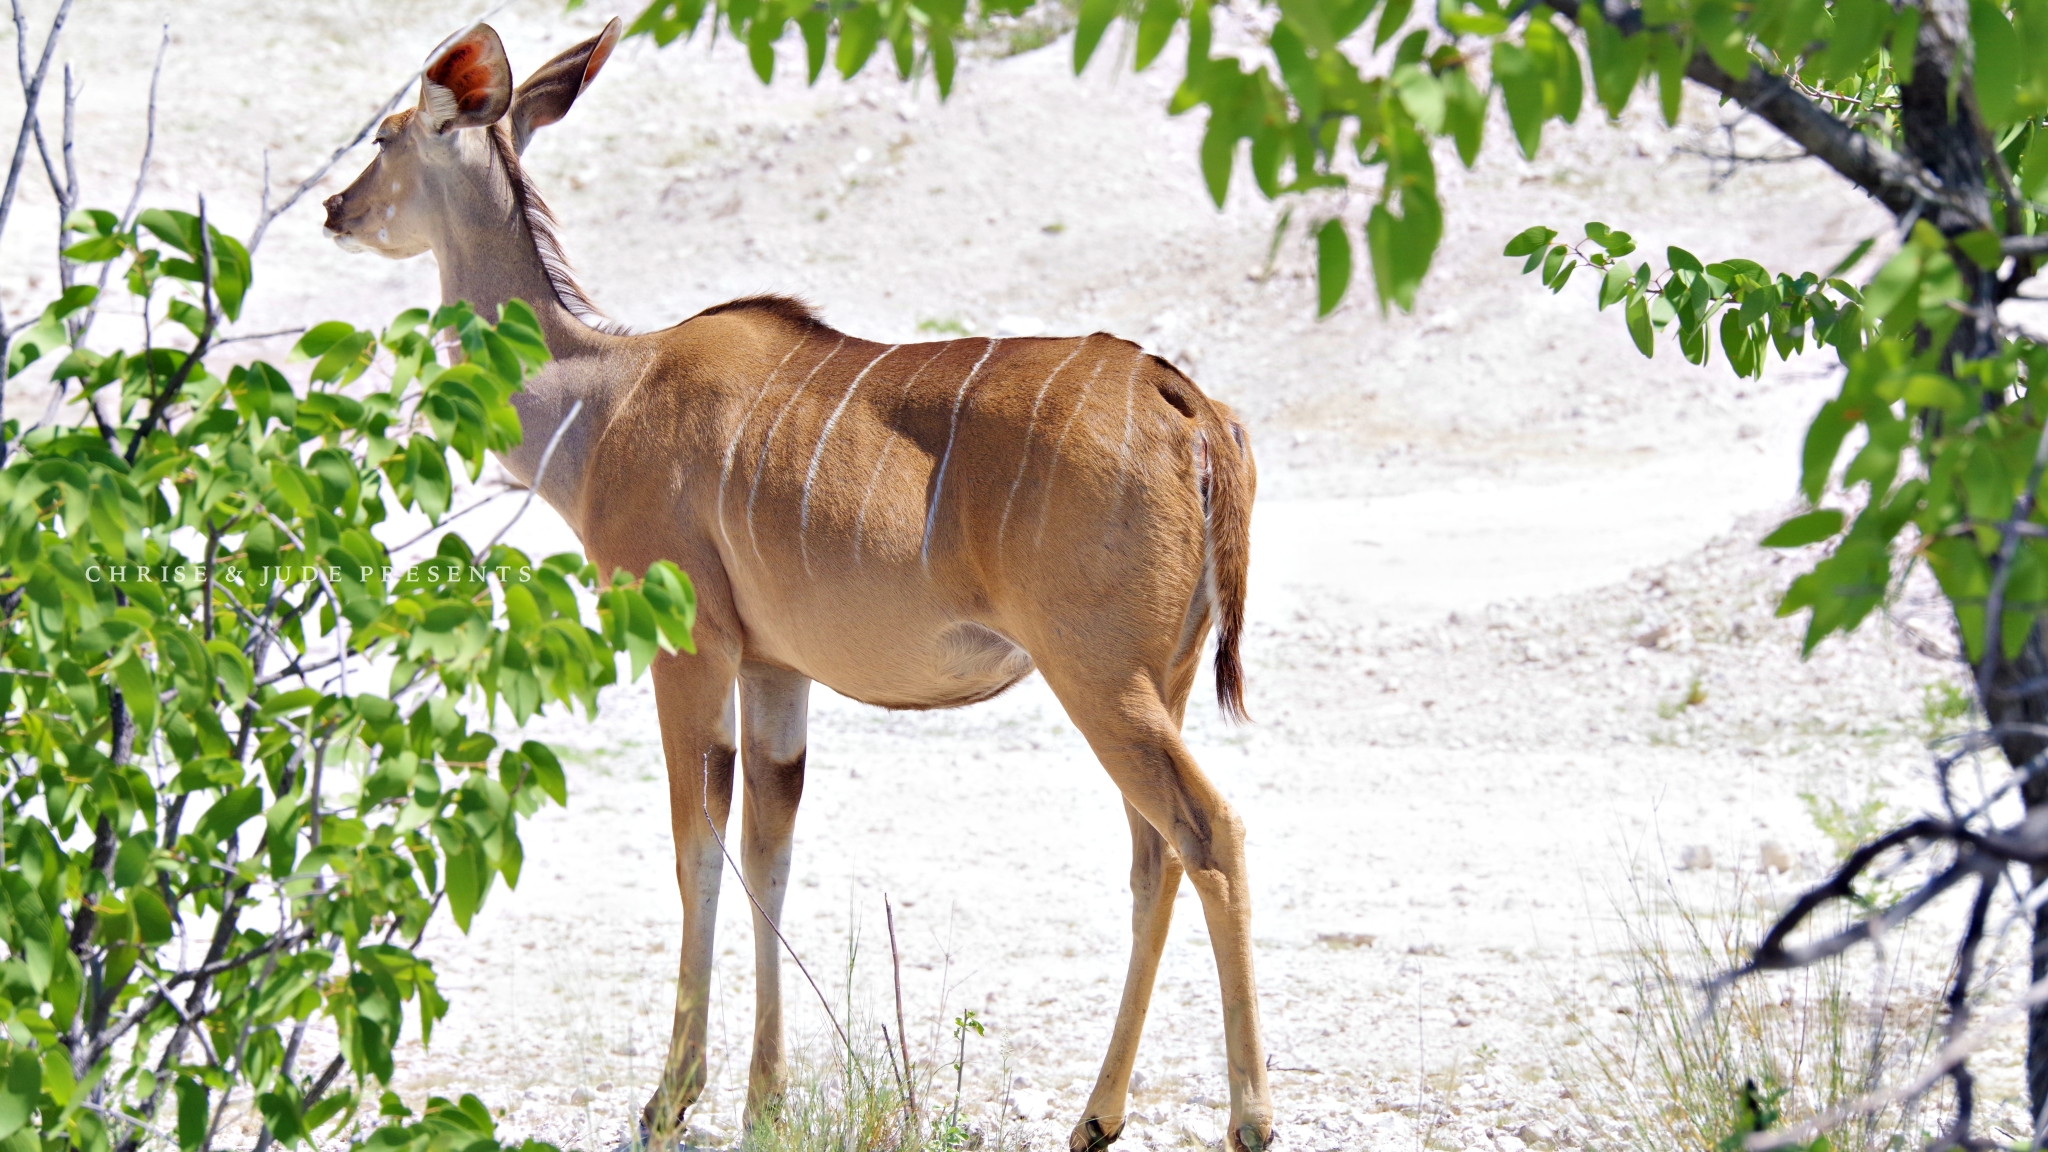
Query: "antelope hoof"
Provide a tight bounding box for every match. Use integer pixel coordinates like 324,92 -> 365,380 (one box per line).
1229,1117 -> 1274,1152
638,1091 -> 697,1148
1069,1115 -> 1123,1152
608,1121 -> 653,1152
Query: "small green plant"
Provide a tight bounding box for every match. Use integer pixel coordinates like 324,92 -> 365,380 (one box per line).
1800,788 -> 1897,862
1658,678 -> 1709,719
1716,1079 -> 1833,1152
916,317 -> 972,336
931,1009 -> 986,1149
1918,680 -> 1973,741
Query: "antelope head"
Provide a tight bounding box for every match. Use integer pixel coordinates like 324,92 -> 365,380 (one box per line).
322,18 -> 620,259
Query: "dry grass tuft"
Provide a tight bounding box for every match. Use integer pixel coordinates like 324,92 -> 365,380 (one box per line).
1564,869 -> 1955,1152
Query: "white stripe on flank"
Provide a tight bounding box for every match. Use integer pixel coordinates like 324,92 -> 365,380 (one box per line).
854,343 -> 951,564
1107,352 -> 1145,515
747,335 -> 847,562
798,343 -> 901,575
920,337 -> 1001,569
716,338 -> 808,558
1032,356 -> 1107,548
995,339 -> 1088,551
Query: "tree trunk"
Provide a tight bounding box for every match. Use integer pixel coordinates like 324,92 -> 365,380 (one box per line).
1980,639 -> 2048,1130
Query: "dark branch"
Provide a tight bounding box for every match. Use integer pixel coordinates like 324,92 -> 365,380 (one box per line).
1538,0 -> 1966,224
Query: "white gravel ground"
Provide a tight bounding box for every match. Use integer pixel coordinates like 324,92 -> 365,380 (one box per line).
1,1 -> 2032,1148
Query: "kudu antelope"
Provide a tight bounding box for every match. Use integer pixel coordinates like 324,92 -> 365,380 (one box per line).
322,21 -> 1270,1152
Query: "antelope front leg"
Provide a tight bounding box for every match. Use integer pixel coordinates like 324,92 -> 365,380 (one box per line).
1072,801 -> 1186,1152
644,654 -> 740,1141
738,662 -> 811,1123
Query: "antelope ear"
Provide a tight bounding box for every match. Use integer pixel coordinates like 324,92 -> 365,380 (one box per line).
420,23 -> 513,133
509,17 -> 622,154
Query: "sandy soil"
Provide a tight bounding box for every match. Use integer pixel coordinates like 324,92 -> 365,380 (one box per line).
0,1 -> 2029,1148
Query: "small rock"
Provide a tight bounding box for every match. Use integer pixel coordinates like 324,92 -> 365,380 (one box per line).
1759,841 -> 1794,873
1519,1122 -> 1557,1149
1188,1092 -> 1227,1109
1634,621 -> 1694,651
1679,844 -> 1714,870
685,1124 -> 727,1147
569,1087 -> 595,1105
1316,931 -> 1376,949
1496,1136 -> 1529,1152
1180,1112 -> 1225,1147
1011,1074 -> 1035,1090
1009,1089 -> 1054,1121
1129,1070 -> 1149,1092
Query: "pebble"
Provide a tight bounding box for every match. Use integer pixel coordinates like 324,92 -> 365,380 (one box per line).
1179,1112 -> 1224,1147
1759,840 -> 1794,872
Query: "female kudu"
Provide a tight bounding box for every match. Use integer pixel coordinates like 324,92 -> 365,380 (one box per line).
321,21 -> 1270,1152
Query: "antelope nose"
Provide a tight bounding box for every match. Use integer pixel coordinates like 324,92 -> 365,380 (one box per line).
321,194 -> 346,232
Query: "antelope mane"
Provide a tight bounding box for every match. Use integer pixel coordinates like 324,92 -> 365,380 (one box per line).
488,125 -> 629,336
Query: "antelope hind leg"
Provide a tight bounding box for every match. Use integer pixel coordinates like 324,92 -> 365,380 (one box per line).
1050,671 -> 1274,1152
1071,801 -> 1186,1152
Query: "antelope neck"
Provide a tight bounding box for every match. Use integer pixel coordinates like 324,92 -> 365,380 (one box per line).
428,195 -> 629,535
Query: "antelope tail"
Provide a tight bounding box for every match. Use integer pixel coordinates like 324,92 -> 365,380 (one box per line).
1205,405 -> 1255,723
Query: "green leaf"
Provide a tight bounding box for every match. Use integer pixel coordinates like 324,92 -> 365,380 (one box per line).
112,654 -> 158,742
1503,225 -> 1556,258
523,741 -> 568,806
1598,264 -> 1632,309
2023,126 -> 2048,203
1393,65 -> 1445,134
1440,67 -> 1486,165
1200,114 -> 1237,207
193,785 -> 263,845
0,1049 -> 41,1140
1826,237 -> 1877,279
1136,0 -> 1182,68
1799,399 -> 1856,504
1625,293 -> 1655,356
129,885 -> 172,944
1972,0 -> 2022,125
1075,0 -> 1120,71
1315,218 -> 1353,316
1493,42 -> 1545,158
1761,509 -> 1845,547
1823,0 -> 1889,81
1954,228 -> 2004,269
1373,0 -> 1412,48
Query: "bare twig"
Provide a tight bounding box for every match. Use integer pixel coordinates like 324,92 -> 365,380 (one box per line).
123,194 -> 214,463
246,72 -> 414,257
386,485 -> 517,553
213,326 -> 307,346
699,751 -> 851,1053
482,398 -> 582,555
887,894 -> 918,1119
65,23 -> 164,358
0,0 -> 71,248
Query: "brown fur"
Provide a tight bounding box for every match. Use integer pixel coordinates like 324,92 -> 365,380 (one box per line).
320,21 -> 1273,1152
